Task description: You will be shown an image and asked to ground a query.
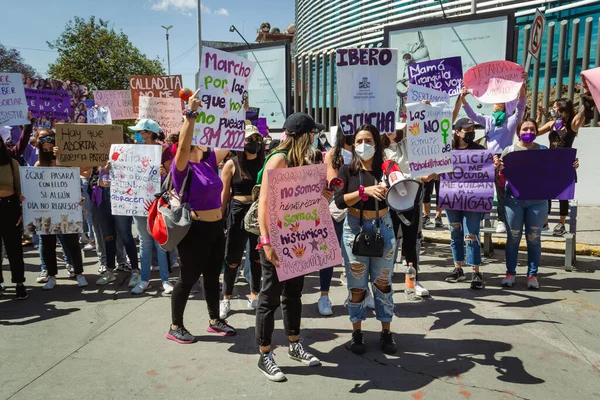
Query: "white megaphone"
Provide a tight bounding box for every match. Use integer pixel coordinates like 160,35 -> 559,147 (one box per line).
381,161 -> 422,213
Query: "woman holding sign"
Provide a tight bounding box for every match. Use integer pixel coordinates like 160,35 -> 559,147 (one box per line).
335,124 -> 397,356
0,135 -> 27,299
32,130 -> 87,290
166,90 -> 237,345
494,119 -> 579,290
255,112 -> 331,382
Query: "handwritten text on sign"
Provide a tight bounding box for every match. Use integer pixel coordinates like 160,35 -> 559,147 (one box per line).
139,96 -> 183,139
93,90 -> 136,120
408,56 -> 463,97
267,164 -> 343,281
0,73 -> 29,126
439,150 -> 495,212
406,102 -> 453,175
25,88 -> 72,120
20,167 -> 83,235
195,47 -> 256,150
336,48 -> 398,135
56,123 -> 123,167
109,144 -> 161,216
407,84 -> 450,105
463,61 -> 524,103
129,75 -> 183,115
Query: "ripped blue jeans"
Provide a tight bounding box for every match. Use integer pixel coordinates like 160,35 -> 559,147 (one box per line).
342,213 -> 396,323
445,210 -> 483,267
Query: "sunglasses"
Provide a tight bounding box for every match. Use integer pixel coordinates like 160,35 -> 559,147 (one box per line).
246,136 -> 263,143
38,136 -> 55,145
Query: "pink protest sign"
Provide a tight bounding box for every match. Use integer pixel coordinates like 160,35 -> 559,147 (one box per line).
267,164 -> 342,282
463,61 -> 524,104
581,67 -> 600,107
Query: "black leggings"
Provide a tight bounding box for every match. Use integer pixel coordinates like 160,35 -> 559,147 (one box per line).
41,234 -> 83,277
423,180 -> 440,205
0,195 -> 25,284
255,250 -> 304,347
171,219 -> 225,327
391,208 -> 420,279
223,200 -> 260,295
548,200 -> 569,218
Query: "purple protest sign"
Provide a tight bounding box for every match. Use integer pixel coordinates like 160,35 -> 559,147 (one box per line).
439,150 -> 495,212
25,88 -> 72,120
408,56 -> 463,97
257,117 -> 268,136
502,148 -> 576,200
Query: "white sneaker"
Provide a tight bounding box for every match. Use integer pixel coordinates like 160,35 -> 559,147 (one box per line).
66,265 -> 75,278
415,282 -> 430,297
43,276 -> 56,290
76,275 -> 88,287
247,298 -> 258,309
317,295 -> 333,316
97,264 -> 107,274
162,281 -> 174,294
496,221 -> 507,233
128,270 -> 142,288
151,265 -> 159,271
83,243 -> 96,251
96,270 -> 116,286
190,281 -> 201,294
366,290 -> 375,309
171,263 -> 180,269
131,280 -> 151,294
219,300 -> 230,319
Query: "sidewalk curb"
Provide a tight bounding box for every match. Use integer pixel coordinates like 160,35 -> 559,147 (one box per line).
422,231 -> 600,258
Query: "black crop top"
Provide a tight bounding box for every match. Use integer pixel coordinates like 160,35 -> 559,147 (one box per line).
549,118 -> 577,149
335,164 -> 387,211
231,156 -> 262,196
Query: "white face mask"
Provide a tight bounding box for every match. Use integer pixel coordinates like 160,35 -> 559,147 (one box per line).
319,137 -> 327,145
341,148 -> 353,165
355,143 -> 375,161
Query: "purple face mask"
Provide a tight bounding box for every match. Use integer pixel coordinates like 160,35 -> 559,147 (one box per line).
520,132 -> 536,144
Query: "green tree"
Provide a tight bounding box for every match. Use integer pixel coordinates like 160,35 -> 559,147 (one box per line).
47,16 -> 165,92
0,43 -> 37,76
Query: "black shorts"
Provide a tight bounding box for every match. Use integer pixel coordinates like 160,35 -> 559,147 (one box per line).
225,199 -> 258,266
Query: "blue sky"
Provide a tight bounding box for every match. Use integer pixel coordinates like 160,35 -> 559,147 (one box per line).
0,0 -> 294,88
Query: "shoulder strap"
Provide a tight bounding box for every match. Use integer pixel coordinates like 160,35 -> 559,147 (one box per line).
256,150 -> 287,185
359,170 -> 364,228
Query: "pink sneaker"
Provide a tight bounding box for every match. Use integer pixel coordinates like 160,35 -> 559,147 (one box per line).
501,274 -> 516,287
527,276 -> 539,290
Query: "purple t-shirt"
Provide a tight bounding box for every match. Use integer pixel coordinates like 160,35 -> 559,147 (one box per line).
171,150 -> 222,211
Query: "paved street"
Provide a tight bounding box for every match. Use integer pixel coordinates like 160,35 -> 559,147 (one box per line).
1,242 -> 599,400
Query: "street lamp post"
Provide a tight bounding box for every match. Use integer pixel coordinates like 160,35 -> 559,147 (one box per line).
196,0 -> 202,89
161,25 -> 173,75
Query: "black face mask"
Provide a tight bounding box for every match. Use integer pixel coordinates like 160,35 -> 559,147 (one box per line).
463,131 -> 475,143
344,135 -> 354,146
40,150 -> 56,162
244,141 -> 260,155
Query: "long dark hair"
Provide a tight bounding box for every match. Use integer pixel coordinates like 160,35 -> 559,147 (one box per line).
555,98 -> 575,123
0,136 -> 10,166
330,126 -> 349,171
36,129 -> 55,166
236,142 -> 265,180
349,124 -> 383,178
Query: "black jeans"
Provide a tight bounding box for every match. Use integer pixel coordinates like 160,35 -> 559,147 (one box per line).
392,207 -> 421,280
495,167 -> 506,223
171,219 -> 225,326
41,234 -> 83,277
255,249 -> 304,347
223,200 -> 260,295
548,200 -> 569,217
0,195 -> 25,284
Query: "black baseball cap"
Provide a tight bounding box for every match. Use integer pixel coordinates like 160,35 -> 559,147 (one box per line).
454,118 -> 476,131
283,112 -> 326,134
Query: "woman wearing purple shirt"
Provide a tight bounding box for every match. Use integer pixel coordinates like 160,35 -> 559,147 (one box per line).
166,90 -> 237,344
460,78 -> 527,234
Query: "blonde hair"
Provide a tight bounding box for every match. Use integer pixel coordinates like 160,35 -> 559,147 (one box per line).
275,131 -> 315,167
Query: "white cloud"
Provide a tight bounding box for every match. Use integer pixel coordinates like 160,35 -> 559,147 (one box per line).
151,0 -> 229,16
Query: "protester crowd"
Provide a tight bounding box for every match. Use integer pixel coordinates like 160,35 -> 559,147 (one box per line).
0,69 -> 595,383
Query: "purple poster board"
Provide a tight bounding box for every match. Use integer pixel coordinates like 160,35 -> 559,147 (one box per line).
439,150 -> 495,212
502,148 -> 576,200
408,56 -> 463,97
25,88 -> 72,120
257,117 -> 268,136
245,107 -> 260,126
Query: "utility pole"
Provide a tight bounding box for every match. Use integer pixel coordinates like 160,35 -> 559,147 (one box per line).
195,0 -> 202,89
161,25 -> 173,75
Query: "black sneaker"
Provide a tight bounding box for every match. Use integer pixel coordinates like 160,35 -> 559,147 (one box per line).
350,330 -> 366,355
422,215 -> 433,229
15,284 -> 28,300
470,272 -> 484,290
166,326 -> 197,344
435,216 -> 444,228
380,330 -> 397,355
445,267 -> 466,283
289,341 -> 320,366
258,351 -> 286,382
0,283 -> 6,293
207,319 -> 237,336
553,223 -> 566,237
